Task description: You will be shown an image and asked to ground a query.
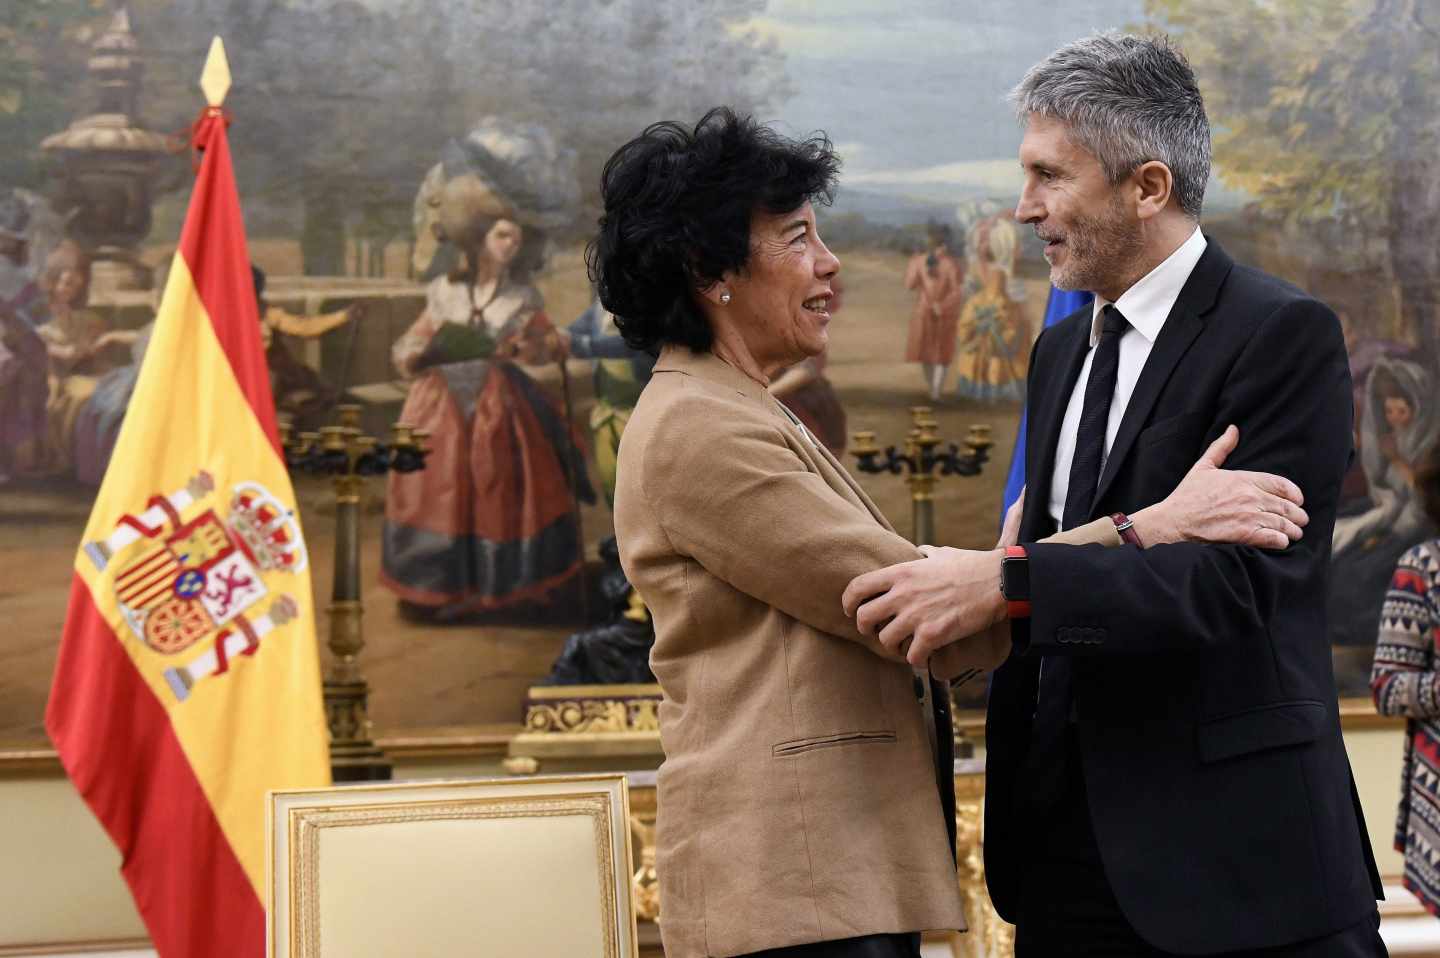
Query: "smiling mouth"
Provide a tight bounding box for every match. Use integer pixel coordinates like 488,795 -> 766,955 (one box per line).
803,295 -> 830,317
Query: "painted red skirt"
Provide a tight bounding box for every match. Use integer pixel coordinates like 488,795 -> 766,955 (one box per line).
381,359 -> 594,614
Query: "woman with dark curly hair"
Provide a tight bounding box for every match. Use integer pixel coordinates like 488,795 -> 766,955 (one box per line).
598,107 -> 1312,958
1370,444 -> 1440,915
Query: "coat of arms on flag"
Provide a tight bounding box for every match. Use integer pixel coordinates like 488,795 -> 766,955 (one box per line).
81,469 -> 308,702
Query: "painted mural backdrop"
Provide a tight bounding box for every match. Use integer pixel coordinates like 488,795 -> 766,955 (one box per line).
0,0 -> 1434,743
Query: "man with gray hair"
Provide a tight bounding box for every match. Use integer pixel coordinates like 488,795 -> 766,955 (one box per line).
844,33 -> 1385,955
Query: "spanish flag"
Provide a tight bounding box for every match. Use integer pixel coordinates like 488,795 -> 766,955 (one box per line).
45,40 -> 329,957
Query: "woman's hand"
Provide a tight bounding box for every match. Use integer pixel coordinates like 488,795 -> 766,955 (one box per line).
930,620 -> 1010,681
1130,424 -> 1308,550
998,489 -> 1023,548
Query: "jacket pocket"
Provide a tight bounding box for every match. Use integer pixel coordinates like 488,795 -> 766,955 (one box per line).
772,730 -> 897,757
1136,410 -> 1209,450
1196,699 -> 1326,764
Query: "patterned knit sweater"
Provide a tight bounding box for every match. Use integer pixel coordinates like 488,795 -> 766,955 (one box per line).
1371,538 -> 1440,915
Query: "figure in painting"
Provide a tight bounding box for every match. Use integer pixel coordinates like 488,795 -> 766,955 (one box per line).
0,191 -> 49,481
1334,358 -> 1438,555
904,222 -> 964,400
35,242 -> 144,478
251,265 -> 359,432
1338,309 -> 1416,501
1328,357 -> 1439,650
559,296 -> 654,507
382,119 -> 594,618
71,257 -> 163,487
62,259 -> 355,486
72,318 -> 149,486
953,215 -> 1029,402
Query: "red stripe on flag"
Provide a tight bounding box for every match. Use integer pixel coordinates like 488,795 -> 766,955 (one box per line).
177,114 -> 281,457
46,574 -> 263,957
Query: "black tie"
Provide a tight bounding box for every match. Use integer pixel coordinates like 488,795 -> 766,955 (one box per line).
1063,304 -> 1130,531
1023,304 -> 1129,809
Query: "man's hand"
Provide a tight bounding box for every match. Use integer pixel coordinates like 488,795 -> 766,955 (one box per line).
1130,424 -> 1308,550
842,546 -> 1006,668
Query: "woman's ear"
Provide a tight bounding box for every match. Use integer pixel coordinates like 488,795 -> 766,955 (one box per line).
699,277 -> 733,307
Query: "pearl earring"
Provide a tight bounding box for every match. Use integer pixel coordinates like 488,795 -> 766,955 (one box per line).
720,291 -> 731,304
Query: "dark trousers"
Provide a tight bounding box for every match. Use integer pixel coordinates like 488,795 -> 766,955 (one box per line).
1015,737 -> 1387,957
741,932 -> 922,958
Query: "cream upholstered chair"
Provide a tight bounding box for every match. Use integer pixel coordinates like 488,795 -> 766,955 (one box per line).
267,774 -> 638,958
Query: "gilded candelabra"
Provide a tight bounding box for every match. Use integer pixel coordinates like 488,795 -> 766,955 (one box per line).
280,405 -> 428,782
851,407 -> 994,546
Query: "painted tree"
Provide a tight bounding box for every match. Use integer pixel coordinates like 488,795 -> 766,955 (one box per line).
120,0 -> 789,274
1147,0 -> 1440,366
0,0 -> 106,188
407,0 -> 790,235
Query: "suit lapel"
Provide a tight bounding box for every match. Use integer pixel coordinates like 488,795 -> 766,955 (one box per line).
1021,313 -> 1091,540
1092,239 -> 1234,507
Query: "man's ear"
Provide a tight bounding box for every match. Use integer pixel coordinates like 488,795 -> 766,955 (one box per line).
1133,160 -> 1174,220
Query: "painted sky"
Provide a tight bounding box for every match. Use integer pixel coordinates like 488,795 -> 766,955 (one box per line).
741,0 -> 1244,211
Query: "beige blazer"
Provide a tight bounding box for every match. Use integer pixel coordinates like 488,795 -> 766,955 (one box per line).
614,347 -> 967,957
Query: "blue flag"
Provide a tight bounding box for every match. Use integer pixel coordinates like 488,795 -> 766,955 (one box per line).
1000,286 -> 1093,528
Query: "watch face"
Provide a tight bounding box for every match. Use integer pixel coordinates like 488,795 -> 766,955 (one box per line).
1001,556 -> 1030,601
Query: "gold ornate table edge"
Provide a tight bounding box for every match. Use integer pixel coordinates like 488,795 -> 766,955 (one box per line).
504,683 -> 665,775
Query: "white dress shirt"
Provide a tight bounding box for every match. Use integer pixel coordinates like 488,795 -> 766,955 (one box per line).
1047,226 -> 1208,527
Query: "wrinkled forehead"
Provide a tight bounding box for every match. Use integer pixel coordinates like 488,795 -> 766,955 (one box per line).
751,201 -> 813,237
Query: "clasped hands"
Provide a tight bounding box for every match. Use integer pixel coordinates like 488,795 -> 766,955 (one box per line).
840,425 -> 1308,679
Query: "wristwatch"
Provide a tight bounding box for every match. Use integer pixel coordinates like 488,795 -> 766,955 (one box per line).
1111,511 -> 1144,547
1000,545 -> 1030,619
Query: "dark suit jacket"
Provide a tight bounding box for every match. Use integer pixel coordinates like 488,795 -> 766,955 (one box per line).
984,240 -> 1383,953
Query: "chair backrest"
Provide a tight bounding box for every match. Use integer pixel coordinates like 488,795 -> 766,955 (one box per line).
267,774 -> 637,958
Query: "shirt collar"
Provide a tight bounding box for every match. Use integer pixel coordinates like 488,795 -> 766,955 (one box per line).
1089,226 -> 1207,347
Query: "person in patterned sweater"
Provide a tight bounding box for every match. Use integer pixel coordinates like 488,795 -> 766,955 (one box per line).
1371,442 -> 1440,914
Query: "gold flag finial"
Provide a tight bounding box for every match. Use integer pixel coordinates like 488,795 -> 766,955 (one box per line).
199,36 -> 231,107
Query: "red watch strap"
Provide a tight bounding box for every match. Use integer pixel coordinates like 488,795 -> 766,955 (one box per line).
1110,512 -> 1143,547
1004,545 -> 1030,619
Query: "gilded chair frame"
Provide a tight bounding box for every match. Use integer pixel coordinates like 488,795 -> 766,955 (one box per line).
267,773 -> 638,958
